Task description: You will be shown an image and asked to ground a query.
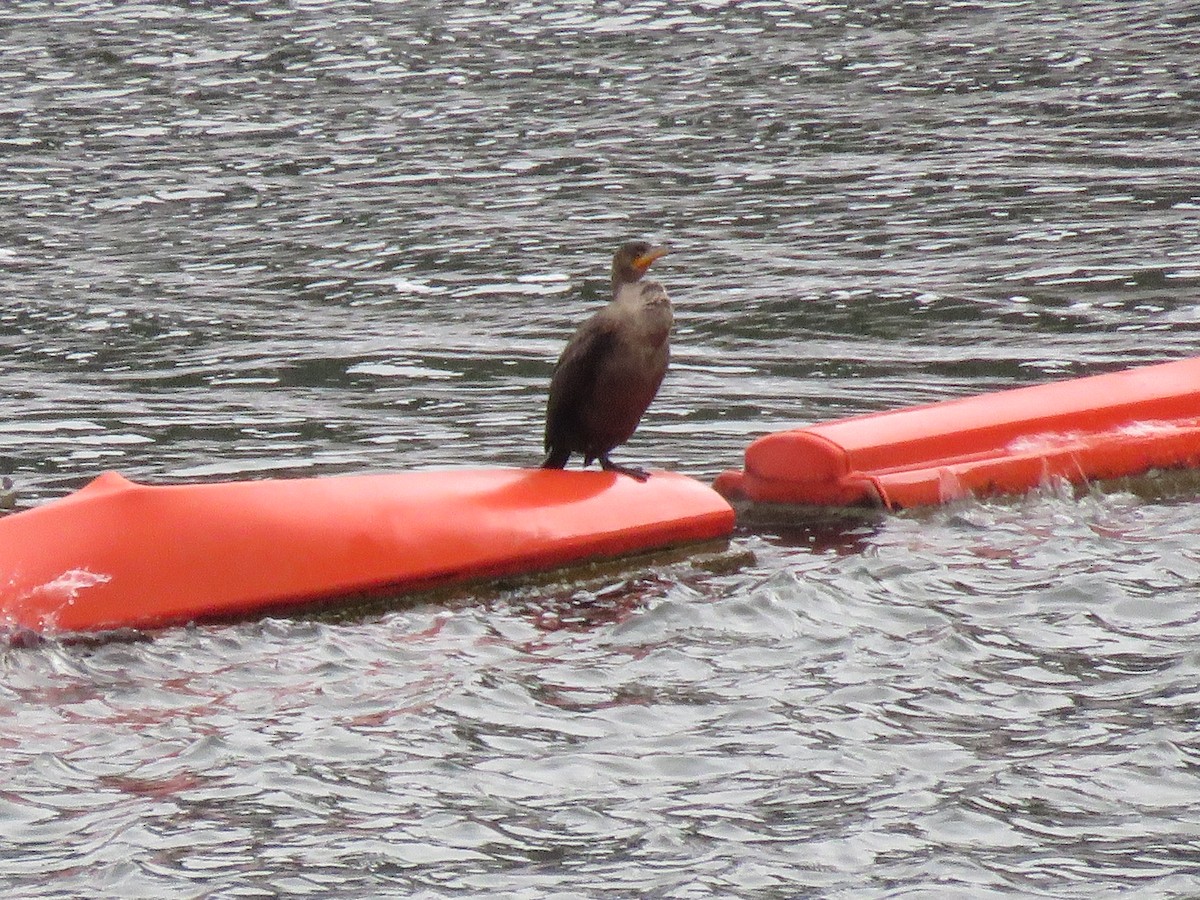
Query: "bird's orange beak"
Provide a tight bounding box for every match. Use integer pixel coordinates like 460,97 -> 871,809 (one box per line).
633,246 -> 669,272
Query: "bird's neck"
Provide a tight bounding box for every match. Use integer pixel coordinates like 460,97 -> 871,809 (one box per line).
612,280 -> 648,305
612,279 -> 670,316
611,275 -> 641,296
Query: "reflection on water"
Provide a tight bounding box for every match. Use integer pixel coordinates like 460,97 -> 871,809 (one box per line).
7,490 -> 1200,895
3,0 -> 1200,895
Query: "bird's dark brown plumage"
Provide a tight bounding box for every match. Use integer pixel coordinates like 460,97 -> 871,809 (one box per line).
541,241 -> 672,481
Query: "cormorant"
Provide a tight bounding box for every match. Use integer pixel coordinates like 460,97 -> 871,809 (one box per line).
541,241 -> 671,481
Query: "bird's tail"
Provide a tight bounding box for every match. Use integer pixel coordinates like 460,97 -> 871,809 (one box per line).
540,447 -> 571,469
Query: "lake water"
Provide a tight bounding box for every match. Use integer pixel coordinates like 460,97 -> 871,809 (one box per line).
3,1 -> 1200,896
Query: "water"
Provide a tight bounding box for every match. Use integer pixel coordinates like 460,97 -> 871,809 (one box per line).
3,0 -> 1200,895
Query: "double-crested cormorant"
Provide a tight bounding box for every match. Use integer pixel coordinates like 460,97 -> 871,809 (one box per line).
541,241 -> 671,481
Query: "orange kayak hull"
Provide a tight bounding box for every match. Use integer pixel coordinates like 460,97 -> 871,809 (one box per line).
0,468 -> 734,634
715,357 -> 1200,509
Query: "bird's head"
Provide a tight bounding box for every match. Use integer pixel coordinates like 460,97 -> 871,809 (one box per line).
612,241 -> 669,287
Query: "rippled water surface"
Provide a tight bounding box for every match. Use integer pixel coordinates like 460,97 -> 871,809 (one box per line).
4,0 -> 1200,896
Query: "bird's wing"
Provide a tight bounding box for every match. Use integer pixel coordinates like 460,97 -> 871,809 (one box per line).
544,317 -> 617,452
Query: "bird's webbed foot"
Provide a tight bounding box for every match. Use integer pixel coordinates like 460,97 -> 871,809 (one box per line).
599,456 -> 651,482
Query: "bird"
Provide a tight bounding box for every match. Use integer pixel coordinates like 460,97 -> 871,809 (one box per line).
541,241 -> 672,481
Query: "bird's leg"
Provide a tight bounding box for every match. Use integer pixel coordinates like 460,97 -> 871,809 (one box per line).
541,448 -> 571,469
599,455 -> 651,482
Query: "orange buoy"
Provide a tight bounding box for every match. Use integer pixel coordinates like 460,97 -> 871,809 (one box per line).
0,468 -> 734,634
715,356 -> 1200,510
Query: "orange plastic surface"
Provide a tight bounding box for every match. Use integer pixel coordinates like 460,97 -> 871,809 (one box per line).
714,357 -> 1200,509
0,468 -> 734,634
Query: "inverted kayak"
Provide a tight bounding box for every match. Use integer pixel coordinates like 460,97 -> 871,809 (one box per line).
715,356 -> 1200,509
0,468 -> 734,634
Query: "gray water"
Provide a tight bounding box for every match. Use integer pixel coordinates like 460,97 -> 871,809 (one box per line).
3,0 -> 1200,896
